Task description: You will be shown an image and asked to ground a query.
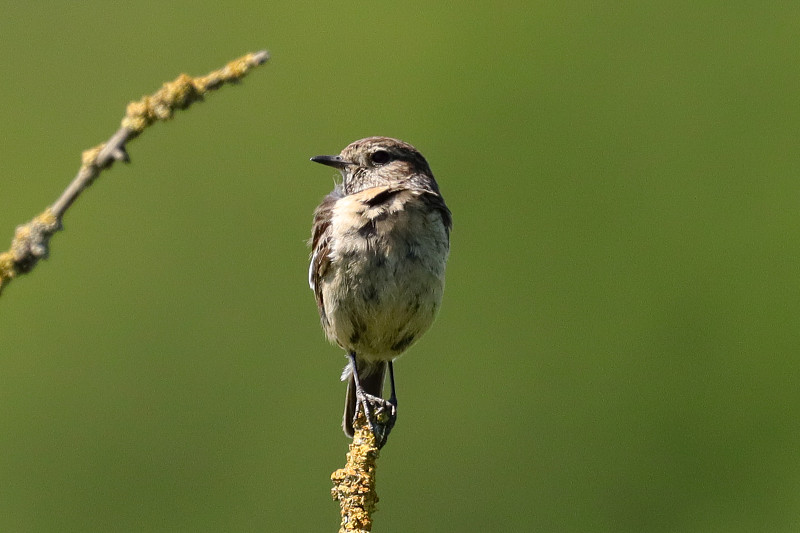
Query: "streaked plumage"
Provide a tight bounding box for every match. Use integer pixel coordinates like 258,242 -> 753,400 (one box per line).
309,137 -> 451,437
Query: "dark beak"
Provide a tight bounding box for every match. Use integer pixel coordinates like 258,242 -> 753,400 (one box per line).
310,155 -> 350,169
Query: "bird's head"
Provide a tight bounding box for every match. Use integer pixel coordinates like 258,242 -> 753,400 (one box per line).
311,137 -> 439,195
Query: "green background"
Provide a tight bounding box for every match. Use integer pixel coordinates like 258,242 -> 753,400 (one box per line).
2,2 -> 799,531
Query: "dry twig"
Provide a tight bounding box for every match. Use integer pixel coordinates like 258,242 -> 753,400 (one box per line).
0,50 -> 270,296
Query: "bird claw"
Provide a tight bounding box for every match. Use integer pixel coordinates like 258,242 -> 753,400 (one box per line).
354,391 -> 397,448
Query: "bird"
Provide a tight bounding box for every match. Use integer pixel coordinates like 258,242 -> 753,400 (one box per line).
308,137 -> 451,445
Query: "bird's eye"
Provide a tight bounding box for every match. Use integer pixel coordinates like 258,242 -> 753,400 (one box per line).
370,150 -> 391,165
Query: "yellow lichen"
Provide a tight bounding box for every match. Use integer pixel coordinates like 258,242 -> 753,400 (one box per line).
331,413 -> 382,533
120,51 -> 267,133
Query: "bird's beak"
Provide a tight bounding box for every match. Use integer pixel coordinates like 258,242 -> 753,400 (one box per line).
310,155 -> 350,169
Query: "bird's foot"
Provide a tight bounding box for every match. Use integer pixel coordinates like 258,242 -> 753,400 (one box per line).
355,390 -> 397,449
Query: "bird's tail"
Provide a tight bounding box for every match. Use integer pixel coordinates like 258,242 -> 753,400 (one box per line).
343,360 -> 387,437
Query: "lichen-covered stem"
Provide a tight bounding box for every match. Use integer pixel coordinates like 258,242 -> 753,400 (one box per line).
331,412 -> 382,533
0,50 -> 269,296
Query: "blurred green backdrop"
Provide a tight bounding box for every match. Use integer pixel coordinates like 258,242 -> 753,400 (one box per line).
2,2 -> 800,531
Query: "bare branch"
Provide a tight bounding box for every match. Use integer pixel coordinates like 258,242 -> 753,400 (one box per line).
0,50 -> 270,295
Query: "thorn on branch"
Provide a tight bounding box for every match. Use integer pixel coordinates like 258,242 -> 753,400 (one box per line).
111,147 -> 130,163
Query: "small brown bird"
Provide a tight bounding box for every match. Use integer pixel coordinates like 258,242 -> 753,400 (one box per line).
309,137 -> 451,444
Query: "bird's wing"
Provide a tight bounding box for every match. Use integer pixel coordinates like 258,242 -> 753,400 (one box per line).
308,188 -> 342,318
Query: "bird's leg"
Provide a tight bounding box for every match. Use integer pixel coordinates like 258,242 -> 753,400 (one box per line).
347,352 -> 377,435
348,353 -> 396,448
388,361 -> 397,408
376,361 -> 397,445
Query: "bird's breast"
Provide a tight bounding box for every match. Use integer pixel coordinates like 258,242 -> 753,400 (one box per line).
320,187 -> 449,359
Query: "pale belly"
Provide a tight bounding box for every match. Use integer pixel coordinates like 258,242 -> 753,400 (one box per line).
320,196 -> 449,360
322,253 -> 445,360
